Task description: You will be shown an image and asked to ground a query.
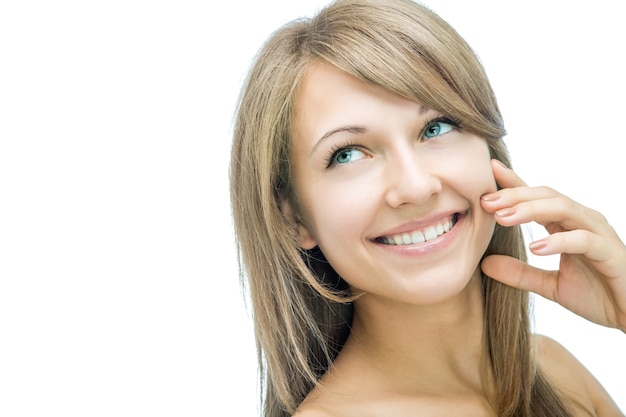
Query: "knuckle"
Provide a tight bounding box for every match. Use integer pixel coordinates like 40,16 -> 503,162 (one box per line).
537,185 -> 553,193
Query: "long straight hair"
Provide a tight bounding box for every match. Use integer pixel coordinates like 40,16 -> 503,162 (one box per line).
230,0 -> 577,415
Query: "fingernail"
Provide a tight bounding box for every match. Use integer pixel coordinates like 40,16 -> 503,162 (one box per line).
529,239 -> 548,252
481,193 -> 500,202
495,208 -> 516,218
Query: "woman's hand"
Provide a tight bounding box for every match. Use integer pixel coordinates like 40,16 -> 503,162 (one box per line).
480,159 -> 626,332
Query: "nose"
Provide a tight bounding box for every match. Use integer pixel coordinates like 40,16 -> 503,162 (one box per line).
384,151 -> 443,208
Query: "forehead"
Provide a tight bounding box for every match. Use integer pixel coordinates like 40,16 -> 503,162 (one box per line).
296,62 -> 418,111
293,63 -> 424,144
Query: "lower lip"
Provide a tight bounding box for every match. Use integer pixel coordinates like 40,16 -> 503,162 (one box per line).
372,213 -> 466,257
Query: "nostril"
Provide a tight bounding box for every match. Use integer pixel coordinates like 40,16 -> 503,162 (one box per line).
384,174 -> 443,208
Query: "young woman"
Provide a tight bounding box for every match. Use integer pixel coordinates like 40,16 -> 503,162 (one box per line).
229,0 -> 626,415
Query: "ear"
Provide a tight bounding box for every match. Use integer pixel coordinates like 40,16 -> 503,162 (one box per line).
280,198 -> 318,250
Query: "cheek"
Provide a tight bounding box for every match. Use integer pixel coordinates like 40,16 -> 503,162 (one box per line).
446,139 -> 496,194
298,179 -> 374,244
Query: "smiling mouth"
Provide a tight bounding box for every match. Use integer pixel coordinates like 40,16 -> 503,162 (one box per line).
376,213 -> 460,245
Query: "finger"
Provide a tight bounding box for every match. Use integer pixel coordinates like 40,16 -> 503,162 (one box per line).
532,230 -> 626,281
481,254 -> 557,302
483,159 -> 617,237
481,159 -> 545,213
480,185 -> 556,215
484,161 -> 571,216
529,229 -> 610,262
490,159 -> 527,189
482,185 -> 558,211
489,196 -> 613,236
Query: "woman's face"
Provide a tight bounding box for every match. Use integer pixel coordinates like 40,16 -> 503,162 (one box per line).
289,63 -> 497,306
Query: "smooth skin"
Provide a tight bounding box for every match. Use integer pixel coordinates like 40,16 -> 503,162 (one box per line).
481,160 -> 626,416
481,159 -> 626,333
295,162 -> 626,417
291,62 -> 497,307
291,63 -> 625,417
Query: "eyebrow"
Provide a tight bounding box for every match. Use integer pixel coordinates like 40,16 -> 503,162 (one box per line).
311,126 -> 367,156
309,105 -> 431,156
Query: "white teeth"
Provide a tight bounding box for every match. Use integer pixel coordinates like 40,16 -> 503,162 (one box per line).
381,216 -> 456,246
424,226 -> 437,241
410,230 -> 425,243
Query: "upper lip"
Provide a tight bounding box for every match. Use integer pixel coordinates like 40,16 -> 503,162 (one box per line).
372,210 -> 465,240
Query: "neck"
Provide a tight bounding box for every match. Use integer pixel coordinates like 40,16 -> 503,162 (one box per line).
338,269 -> 492,395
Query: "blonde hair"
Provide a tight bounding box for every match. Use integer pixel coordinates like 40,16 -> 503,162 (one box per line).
230,0 -> 574,415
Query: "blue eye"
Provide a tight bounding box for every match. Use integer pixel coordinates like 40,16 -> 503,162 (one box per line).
326,146 -> 366,167
423,119 -> 455,140
334,147 -> 365,164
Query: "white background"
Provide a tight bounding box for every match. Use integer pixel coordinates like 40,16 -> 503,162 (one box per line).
1,1 -> 624,415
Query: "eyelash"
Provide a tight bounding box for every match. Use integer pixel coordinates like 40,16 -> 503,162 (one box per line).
323,116 -> 462,168
324,141 -> 361,168
423,116 -> 461,135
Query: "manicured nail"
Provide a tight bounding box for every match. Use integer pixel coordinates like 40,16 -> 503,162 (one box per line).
529,239 -> 548,252
481,193 -> 500,202
495,207 -> 516,218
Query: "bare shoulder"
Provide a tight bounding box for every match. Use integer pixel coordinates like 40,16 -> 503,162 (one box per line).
291,397 -> 341,417
290,385 -> 341,417
292,398 -> 337,417
292,408 -> 332,417
534,334 -> 624,417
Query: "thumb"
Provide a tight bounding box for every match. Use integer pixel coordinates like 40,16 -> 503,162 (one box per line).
481,254 -> 556,301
